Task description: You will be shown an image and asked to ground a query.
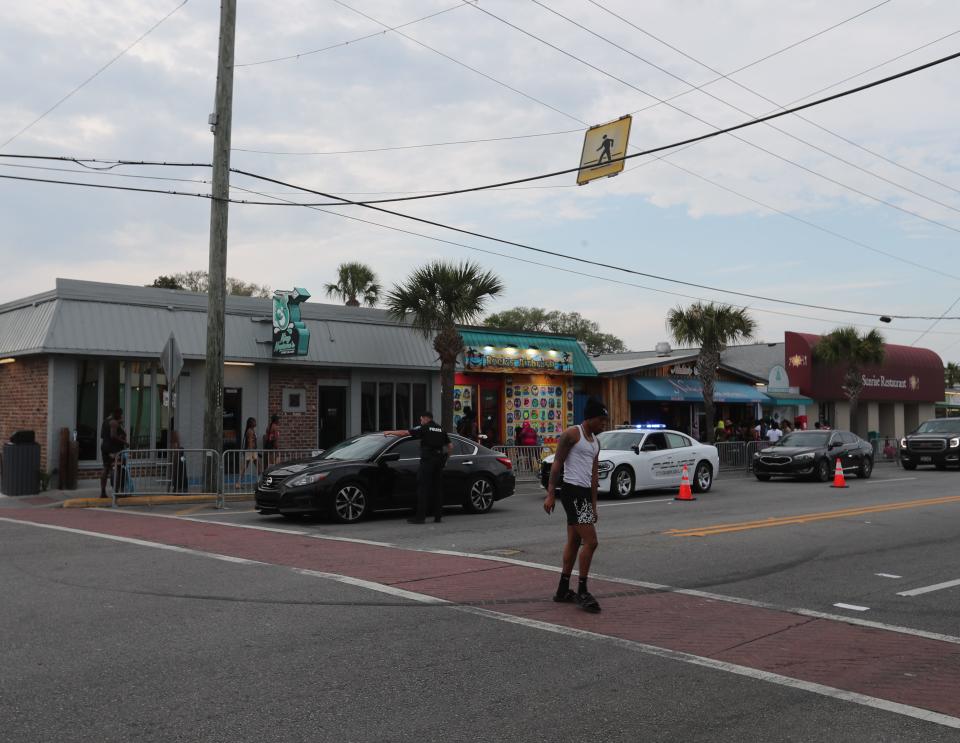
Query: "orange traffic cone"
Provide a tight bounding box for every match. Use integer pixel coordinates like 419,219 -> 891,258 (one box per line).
830,458 -> 848,489
675,464 -> 696,501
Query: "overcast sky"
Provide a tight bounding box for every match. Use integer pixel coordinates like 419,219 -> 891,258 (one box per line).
2,0 -> 959,362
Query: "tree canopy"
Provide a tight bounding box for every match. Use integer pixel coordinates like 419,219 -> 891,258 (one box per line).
324,262 -> 380,307
483,306 -> 626,355
149,271 -> 271,298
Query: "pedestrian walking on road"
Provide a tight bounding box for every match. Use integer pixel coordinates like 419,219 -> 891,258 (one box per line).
99,408 -> 127,498
543,397 -> 609,613
385,411 -> 452,524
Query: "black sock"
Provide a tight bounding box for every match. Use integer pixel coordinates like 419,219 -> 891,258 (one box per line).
557,573 -> 571,594
578,577 -> 588,594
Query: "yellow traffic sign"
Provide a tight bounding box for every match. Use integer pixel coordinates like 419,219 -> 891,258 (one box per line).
577,115 -> 632,185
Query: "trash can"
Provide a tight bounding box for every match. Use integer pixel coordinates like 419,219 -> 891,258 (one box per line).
2,432 -> 41,496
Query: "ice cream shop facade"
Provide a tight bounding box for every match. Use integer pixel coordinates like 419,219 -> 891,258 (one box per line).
453,329 -> 599,448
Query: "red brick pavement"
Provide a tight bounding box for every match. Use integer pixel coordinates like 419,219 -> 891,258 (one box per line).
2,508 -> 959,720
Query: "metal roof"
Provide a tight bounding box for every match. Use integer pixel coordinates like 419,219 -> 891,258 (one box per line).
0,279 -> 440,369
591,352 -> 699,375
458,328 -> 597,376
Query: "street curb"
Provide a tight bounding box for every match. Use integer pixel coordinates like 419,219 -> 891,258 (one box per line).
61,494 -> 254,509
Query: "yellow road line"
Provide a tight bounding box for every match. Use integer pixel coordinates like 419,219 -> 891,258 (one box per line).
666,494 -> 960,537
176,504 -> 212,516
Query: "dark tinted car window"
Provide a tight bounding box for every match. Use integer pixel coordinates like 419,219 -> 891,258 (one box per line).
915,419 -> 960,434
597,431 -> 644,450
840,432 -> 858,445
643,433 -> 669,451
777,432 -> 830,447
451,438 -> 476,456
389,439 -> 422,459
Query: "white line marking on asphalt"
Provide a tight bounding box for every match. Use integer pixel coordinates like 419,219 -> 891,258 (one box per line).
87,509 -> 960,646
833,603 -> 871,612
875,573 -> 903,579
0,517 -> 268,565
6,515 -> 960,729
598,498 -> 673,508
897,578 -> 960,597
866,477 -> 918,485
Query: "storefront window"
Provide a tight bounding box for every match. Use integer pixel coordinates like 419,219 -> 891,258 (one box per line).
412,383 -> 427,420
379,382 -> 394,431
395,383 -> 411,431
361,382 -> 377,432
128,363 -> 153,449
102,361 -> 125,423
76,360 -> 99,460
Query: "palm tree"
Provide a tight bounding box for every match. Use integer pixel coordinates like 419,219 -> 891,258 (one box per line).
945,362 -> 960,388
386,261 -> 504,431
324,262 -> 381,307
667,302 -> 757,444
813,327 -> 885,436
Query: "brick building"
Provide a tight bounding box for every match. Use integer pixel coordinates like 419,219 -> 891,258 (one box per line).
0,279 -> 441,479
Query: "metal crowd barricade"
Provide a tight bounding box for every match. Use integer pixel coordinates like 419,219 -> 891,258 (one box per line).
110,449 -> 221,507
220,448 -> 321,507
715,441 -> 749,471
871,434 -> 898,463
745,440 -> 773,471
493,445 -> 549,481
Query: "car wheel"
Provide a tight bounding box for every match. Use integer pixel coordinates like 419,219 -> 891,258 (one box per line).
858,457 -> 873,479
901,461 -> 916,470
816,458 -> 832,482
330,482 -> 369,523
755,473 -> 771,482
463,476 -> 495,514
610,466 -> 634,499
691,461 -> 713,493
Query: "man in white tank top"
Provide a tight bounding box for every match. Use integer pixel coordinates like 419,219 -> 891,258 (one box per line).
544,397 -> 609,612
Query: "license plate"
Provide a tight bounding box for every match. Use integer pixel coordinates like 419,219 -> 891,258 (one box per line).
921,456 -> 932,462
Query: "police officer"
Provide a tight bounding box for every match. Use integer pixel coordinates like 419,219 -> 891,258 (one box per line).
385,411 -> 452,524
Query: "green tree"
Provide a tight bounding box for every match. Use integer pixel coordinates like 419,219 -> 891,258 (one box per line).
813,327 -> 885,436
483,306 -> 626,354
945,362 -> 960,388
667,302 -> 757,444
386,261 -> 504,431
324,262 -> 381,307
147,271 -> 271,298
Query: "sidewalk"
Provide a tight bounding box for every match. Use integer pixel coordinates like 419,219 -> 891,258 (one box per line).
0,486 -> 253,509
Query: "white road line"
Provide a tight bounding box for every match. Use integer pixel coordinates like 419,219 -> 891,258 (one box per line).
897,578 -> 960,597
84,508 -> 960,646
3,515 -> 958,730
875,573 -> 903,579
833,603 -> 871,612
598,498 -> 673,508
866,477 -> 918,485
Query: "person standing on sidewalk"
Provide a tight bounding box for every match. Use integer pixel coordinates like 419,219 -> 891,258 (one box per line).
543,397 -> 609,613
99,408 -> 127,498
384,411 -> 452,524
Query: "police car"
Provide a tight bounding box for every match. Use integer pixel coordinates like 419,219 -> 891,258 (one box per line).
540,425 -> 720,498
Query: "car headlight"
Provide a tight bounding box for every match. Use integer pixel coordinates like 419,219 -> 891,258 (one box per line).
899,438 -> 907,448
950,437 -> 960,448
753,451 -> 761,458
597,460 -> 614,473
794,452 -> 815,461
287,472 -> 329,488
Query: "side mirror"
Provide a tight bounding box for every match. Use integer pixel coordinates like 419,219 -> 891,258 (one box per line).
631,445 -> 640,455
379,452 -> 400,463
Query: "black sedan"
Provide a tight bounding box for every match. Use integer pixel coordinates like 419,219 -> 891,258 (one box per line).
753,430 -> 873,482
255,433 -> 516,523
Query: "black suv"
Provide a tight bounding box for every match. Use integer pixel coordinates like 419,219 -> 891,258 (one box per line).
899,418 -> 960,470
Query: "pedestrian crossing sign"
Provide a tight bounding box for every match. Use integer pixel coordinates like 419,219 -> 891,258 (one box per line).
577,115 -> 632,185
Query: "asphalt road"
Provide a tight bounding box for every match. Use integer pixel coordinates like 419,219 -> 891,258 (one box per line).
1,463 -> 958,742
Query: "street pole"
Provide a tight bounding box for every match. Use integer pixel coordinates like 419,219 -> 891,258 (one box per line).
202,0 -> 236,460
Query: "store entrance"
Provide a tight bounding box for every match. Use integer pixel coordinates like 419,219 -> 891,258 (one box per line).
479,385 -> 502,446
318,386 -> 347,450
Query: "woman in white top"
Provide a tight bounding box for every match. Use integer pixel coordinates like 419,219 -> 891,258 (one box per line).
544,398 -> 609,613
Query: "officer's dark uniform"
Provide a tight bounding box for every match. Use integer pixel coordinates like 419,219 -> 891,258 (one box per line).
407,419 -> 450,522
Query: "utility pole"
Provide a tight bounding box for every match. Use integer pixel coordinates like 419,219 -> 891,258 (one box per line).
202,0 -> 236,460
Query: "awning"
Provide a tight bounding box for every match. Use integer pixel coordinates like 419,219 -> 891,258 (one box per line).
628,377 -> 770,404
764,394 -> 814,406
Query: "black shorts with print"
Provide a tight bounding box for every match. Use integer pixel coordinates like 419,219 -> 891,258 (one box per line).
559,483 -> 596,526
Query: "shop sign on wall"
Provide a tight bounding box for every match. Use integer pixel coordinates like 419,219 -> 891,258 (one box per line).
464,346 -> 574,374
273,288 -> 311,357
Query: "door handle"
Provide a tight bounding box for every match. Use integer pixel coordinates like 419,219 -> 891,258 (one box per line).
463,461 -> 474,465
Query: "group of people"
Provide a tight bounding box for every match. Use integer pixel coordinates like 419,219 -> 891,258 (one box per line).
711,417 -> 805,443
234,414 -> 281,487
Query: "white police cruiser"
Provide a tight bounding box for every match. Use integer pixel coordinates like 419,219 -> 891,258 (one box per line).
540,425 -> 720,498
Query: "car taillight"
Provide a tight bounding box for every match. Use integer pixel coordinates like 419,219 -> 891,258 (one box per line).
496,457 -> 513,470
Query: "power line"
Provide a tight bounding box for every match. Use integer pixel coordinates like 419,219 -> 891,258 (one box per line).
228,166 -> 960,321
227,183 -> 960,337
0,154 -> 211,169
224,50 -> 960,209
0,161 -> 211,186
0,0 -> 189,150
468,3 -> 960,235
0,172 -> 214,200
234,2 -> 468,67
536,0 -> 960,214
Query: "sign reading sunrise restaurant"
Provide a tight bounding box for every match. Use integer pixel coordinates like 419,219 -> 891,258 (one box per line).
272,288 -> 311,357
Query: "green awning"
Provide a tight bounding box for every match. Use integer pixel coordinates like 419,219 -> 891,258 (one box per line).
765,395 -> 814,406
458,329 -> 597,376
